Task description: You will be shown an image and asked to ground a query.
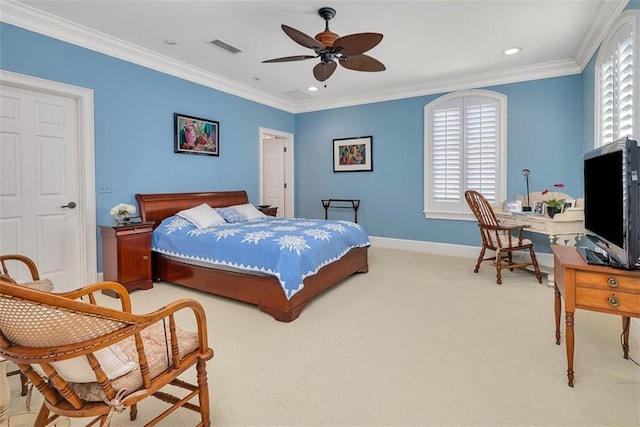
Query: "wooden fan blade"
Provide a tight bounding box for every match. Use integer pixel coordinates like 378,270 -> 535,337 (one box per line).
313,61 -> 337,82
339,54 -> 386,72
334,33 -> 383,56
282,24 -> 325,50
262,55 -> 317,63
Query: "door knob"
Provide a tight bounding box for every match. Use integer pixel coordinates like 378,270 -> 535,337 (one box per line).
61,201 -> 77,209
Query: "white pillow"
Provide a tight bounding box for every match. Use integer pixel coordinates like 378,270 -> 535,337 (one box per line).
34,344 -> 137,383
230,203 -> 267,220
177,203 -> 226,229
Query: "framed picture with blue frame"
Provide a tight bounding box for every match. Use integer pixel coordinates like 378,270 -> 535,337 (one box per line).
333,136 -> 373,172
174,113 -> 219,156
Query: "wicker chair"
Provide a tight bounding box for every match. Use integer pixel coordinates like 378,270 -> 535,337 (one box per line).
0,280 -> 214,427
464,190 -> 542,284
0,254 -> 54,397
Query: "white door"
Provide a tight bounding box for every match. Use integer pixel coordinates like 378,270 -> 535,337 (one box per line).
263,136 -> 285,216
0,84 -> 83,288
260,128 -> 294,217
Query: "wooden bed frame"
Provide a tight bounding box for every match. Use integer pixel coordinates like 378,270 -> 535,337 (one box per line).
135,191 -> 369,322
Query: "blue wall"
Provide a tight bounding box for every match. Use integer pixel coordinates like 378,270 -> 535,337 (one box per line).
296,76 -> 584,249
1,23 -> 295,269
1,20 -> 593,268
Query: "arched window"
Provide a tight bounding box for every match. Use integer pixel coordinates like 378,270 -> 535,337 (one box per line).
424,90 -> 507,219
595,10 -> 639,147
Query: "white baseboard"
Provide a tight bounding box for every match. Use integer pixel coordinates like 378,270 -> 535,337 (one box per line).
368,235 -> 639,346
368,236 -> 554,268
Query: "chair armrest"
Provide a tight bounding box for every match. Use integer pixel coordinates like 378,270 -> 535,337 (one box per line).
57,281 -> 132,312
0,254 -> 40,283
139,299 -> 210,352
482,223 -> 530,232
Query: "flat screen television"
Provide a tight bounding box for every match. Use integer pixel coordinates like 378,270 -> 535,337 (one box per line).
579,136 -> 640,270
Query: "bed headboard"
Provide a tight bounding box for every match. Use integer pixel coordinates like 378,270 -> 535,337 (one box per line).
135,191 -> 249,227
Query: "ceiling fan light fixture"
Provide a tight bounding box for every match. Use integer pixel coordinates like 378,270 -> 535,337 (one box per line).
262,6 -> 385,83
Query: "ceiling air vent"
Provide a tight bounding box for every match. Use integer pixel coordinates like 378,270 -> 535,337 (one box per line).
208,39 -> 242,55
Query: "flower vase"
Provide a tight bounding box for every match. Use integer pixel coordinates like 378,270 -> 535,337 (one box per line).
115,215 -> 130,224
546,206 -> 561,218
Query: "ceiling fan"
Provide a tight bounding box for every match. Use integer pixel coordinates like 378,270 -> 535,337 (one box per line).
262,7 -> 385,82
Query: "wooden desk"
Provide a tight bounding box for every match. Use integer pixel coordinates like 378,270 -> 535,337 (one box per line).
495,209 -> 584,246
552,245 -> 640,386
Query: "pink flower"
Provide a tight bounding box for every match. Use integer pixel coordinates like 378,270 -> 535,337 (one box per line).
542,183 -> 565,209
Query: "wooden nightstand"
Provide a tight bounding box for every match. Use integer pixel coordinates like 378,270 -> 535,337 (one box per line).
259,206 -> 278,217
100,222 -> 155,297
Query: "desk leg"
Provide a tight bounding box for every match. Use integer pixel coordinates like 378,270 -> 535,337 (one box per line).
622,316 -> 631,359
554,285 -> 561,345
565,311 -> 575,387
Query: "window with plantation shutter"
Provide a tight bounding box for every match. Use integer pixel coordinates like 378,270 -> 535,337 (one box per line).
424,90 -> 506,219
596,11 -> 638,147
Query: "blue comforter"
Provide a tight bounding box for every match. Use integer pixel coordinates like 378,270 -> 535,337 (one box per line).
151,216 -> 371,299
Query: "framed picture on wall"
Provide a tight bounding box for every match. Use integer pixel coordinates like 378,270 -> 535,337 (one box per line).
174,113 -> 219,156
333,136 -> 373,172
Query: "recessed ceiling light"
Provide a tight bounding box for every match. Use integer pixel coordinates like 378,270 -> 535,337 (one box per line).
307,86 -> 318,92
503,47 -> 522,56
164,40 -> 177,45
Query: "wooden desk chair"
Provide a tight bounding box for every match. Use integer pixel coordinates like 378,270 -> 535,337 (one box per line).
464,190 -> 542,284
0,254 -> 54,397
0,281 -> 214,427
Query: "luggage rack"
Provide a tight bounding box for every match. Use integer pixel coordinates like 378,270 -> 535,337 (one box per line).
321,199 -> 360,223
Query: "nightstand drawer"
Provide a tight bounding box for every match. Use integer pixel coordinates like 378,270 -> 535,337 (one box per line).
576,287 -> 639,314
115,225 -> 153,236
575,271 -> 639,292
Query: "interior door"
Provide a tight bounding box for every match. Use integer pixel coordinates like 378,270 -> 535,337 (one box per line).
260,128 -> 294,217
262,136 -> 286,216
0,84 -> 82,288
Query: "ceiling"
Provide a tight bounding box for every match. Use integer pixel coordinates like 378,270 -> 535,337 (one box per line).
2,0 -> 627,112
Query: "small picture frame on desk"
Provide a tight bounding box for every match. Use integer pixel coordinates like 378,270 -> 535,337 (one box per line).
503,200 -> 522,213
533,201 -> 544,214
563,199 -> 575,212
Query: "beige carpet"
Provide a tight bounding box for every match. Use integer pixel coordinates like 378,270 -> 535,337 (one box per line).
6,247 -> 640,426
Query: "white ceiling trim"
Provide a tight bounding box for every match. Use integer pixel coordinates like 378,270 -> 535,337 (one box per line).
0,0 -> 297,112
574,0 -> 628,69
295,59 -> 581,113
1,0 -> 623,114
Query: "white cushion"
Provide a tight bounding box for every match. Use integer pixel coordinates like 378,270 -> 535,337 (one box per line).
34,344 -> 137,383
229,203 -> 267,220
21,278 -> 54,292
177,203 -> 226,229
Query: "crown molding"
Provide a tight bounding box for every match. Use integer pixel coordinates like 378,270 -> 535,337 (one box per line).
574,0 -> 629,70
1,0 -> 621,114
0,0 -> 297,113
295,59 -> 582,113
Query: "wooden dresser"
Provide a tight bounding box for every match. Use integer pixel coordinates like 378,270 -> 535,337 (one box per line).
551,245 -> 639,386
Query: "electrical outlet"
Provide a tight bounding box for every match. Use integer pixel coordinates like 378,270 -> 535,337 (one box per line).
98,183 -> 112,193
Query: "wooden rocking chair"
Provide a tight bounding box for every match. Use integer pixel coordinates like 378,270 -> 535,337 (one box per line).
0,280 -> 214,426
465,190 -> 542,284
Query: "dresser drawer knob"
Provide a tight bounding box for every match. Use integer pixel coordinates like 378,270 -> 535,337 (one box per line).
607,277 -> 619,288
143,255 -> 149,260
607,296 -> 620,307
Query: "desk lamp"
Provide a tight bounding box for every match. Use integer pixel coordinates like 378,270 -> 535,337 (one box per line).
521,169 -> 531,211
